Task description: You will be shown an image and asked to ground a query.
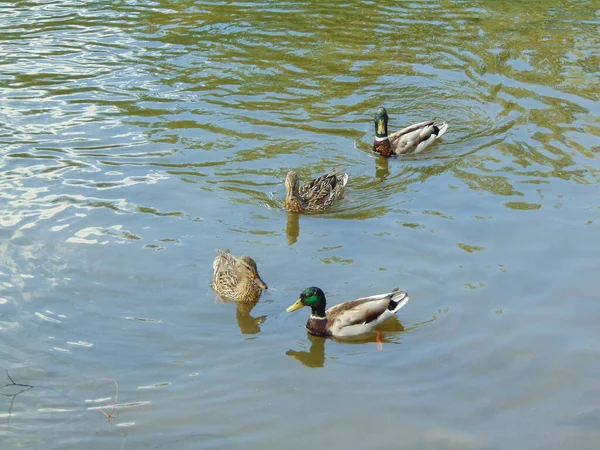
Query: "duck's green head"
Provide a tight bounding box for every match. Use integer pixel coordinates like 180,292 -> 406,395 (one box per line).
286,286 -> 327,317
374,106 -> 389,138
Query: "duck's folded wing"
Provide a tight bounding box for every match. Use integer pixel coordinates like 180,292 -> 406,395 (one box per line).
389,118 -> 448,153
327,295 -> 393,327
299,174 -> 336,201
213,249 -> 237,275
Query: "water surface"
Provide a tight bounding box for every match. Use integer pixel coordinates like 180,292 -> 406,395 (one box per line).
1,1 -> 599,449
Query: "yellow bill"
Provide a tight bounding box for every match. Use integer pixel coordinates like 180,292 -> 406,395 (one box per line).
286,298 -> 304,312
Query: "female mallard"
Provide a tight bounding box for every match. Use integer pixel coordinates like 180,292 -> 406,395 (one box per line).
212,249 -> 268,303
373,106 -> 448,157
286,286 -> 409,338
284,170 -> 348,214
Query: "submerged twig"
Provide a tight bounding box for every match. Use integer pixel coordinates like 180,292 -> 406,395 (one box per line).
4,370 -> 34,389
2,371 -> 122,426
2,371 -> 34,426
97,377 -> 119,421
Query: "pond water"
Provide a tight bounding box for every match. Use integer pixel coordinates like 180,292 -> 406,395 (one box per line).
1,1 -> 599,449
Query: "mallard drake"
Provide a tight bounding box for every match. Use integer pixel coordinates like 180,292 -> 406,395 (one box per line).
373,106 -> 448,157
284,170 -> 348,213
212,249 -> 268,303
286,286 -> 409,338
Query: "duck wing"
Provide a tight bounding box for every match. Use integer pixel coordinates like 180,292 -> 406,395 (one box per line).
326,290 -> 409,338
213,248 -> 237,278
299,170 -> 348,207
389,118 -> 448,154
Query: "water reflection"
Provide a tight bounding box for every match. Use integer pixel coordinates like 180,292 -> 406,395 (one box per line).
235,302 -> 266,335
215,296 -> 267,335
374,155 -> 390,181
286,334 -> 326,368
285,212 -> 300,245
286,318 -> 407,368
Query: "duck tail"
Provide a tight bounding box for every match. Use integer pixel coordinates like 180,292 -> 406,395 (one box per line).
340,172 -> 349,188
387,289 -> 409,313
432,118 -> 449,138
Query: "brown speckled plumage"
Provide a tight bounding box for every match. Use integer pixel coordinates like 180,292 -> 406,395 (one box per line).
212,249 -> 268,303
284,170 -> 348,214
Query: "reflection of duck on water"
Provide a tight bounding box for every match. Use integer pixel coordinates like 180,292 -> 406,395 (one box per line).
235,302 -> 266,335
286,319 -> 406,368
285,212 -> 300,245
286,333 -> 326,368
374,153 -> 390,181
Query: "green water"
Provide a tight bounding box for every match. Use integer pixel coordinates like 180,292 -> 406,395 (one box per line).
1,1 -> 599,449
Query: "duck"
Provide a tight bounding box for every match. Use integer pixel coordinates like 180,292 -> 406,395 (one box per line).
284,170 -> 348,214
286,286 -> 409,338
373,106 -> 448,157
212,249 -> 268,303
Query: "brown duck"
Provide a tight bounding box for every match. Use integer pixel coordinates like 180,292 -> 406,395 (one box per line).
284,170 -> 348,214
212,249 -> 268,303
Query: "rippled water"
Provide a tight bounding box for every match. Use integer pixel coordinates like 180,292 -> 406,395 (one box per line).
1,1 -> 599,448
